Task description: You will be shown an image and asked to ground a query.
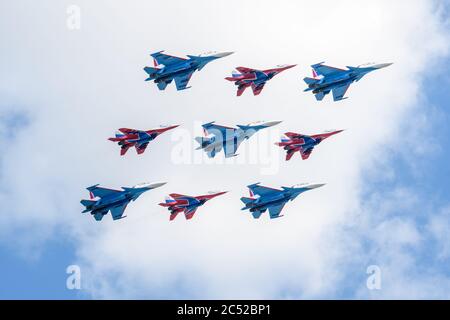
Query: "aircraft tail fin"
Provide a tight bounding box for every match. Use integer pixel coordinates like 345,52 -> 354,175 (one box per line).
115,131 -> 125,138
225,70 -> 242,81
159,196 -> 176,207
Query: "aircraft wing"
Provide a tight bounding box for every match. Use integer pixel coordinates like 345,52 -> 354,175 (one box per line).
268,203 -> 286,219
174,71 -> 194,90
223,139 -> 243,157
284,132 -> 306,140
332,83 -> 351,101
312,63 -> 347,77
203,123 -> 237,140
300,146 -> 314,160
87,185 -> 122,199
184,207 -> 198,220
110,203 -> 128,220
151,51 -> 186,66
251,82 -> 266,96
248,184 -> 283,197
118,128 -> 138,134
135,142 -> 149,154
236,66 -> 256,74
169,194 -> 196,203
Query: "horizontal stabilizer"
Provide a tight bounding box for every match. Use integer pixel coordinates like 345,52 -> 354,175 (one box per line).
195,136 -> 212,149
144,66 -> 159,75
303,77 -> 319,85
315,92 -> 326,101
252,210 -> 263,219
94,212 -> 104,221
80,199 -> 96,207
157,81 -> 169,90
80,199 -> 96,212
240,197 -> 255,205
158,202 -> 173,207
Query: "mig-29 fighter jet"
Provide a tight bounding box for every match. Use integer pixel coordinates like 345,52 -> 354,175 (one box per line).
225,64 -> 296,96
159,191 -> 227,221
195,121 -> 282,158
276,130 -> 343,160
303,62 -> 392,101
108,125 -> 179,156
144,51 -> 233,91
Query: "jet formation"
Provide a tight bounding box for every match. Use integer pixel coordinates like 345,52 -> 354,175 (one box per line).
241,183 -> 325,219
195,121 -> 281,158
81,52 -> 394,222
81,182 -> 166,221
108,125 -> 179,156
225,65 -> 296,96
159,191 -> 227,221
144,51 -> 233,91
303,62 -> 392,101
276,130 -> 343,160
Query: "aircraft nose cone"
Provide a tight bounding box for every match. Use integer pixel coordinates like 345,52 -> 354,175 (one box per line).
285,64 -> 297,69
307,183 -> 326,190
373,63 -> 393,69
263,120 -> 282,128
213,51 -> 234,58
148,182 -> 167,189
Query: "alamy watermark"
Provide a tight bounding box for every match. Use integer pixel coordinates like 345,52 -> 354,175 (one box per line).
66,5 -> 81,30
366,265 -> 381,290
66,265 -> 81,290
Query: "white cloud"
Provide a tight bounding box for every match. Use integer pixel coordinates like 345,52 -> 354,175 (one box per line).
0,0 -> 449,298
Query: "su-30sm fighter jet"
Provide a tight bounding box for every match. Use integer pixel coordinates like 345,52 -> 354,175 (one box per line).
303,62 -> 392,101
80,182 -> 166,221
241,183 -> 325,219
159,191 -> 227,221
144,51 -> 233,91
195,120 -> 282,158
225,64 -> 296,96
276,130 -> 343,160
108,125 -> 179,156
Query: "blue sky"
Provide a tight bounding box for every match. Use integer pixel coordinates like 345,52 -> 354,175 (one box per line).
0,0 -> 449,299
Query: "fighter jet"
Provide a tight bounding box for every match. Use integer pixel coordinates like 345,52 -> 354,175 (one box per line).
80,182 -> 166,221
144,51 -> 234,91
195,120 -> 282,158
108,125 -> 179,156
225,64 -> 296,96
240,183 -> 325,219
276,130 -> 343,161
159,191 -> 227,221
303,62 -> 393,101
